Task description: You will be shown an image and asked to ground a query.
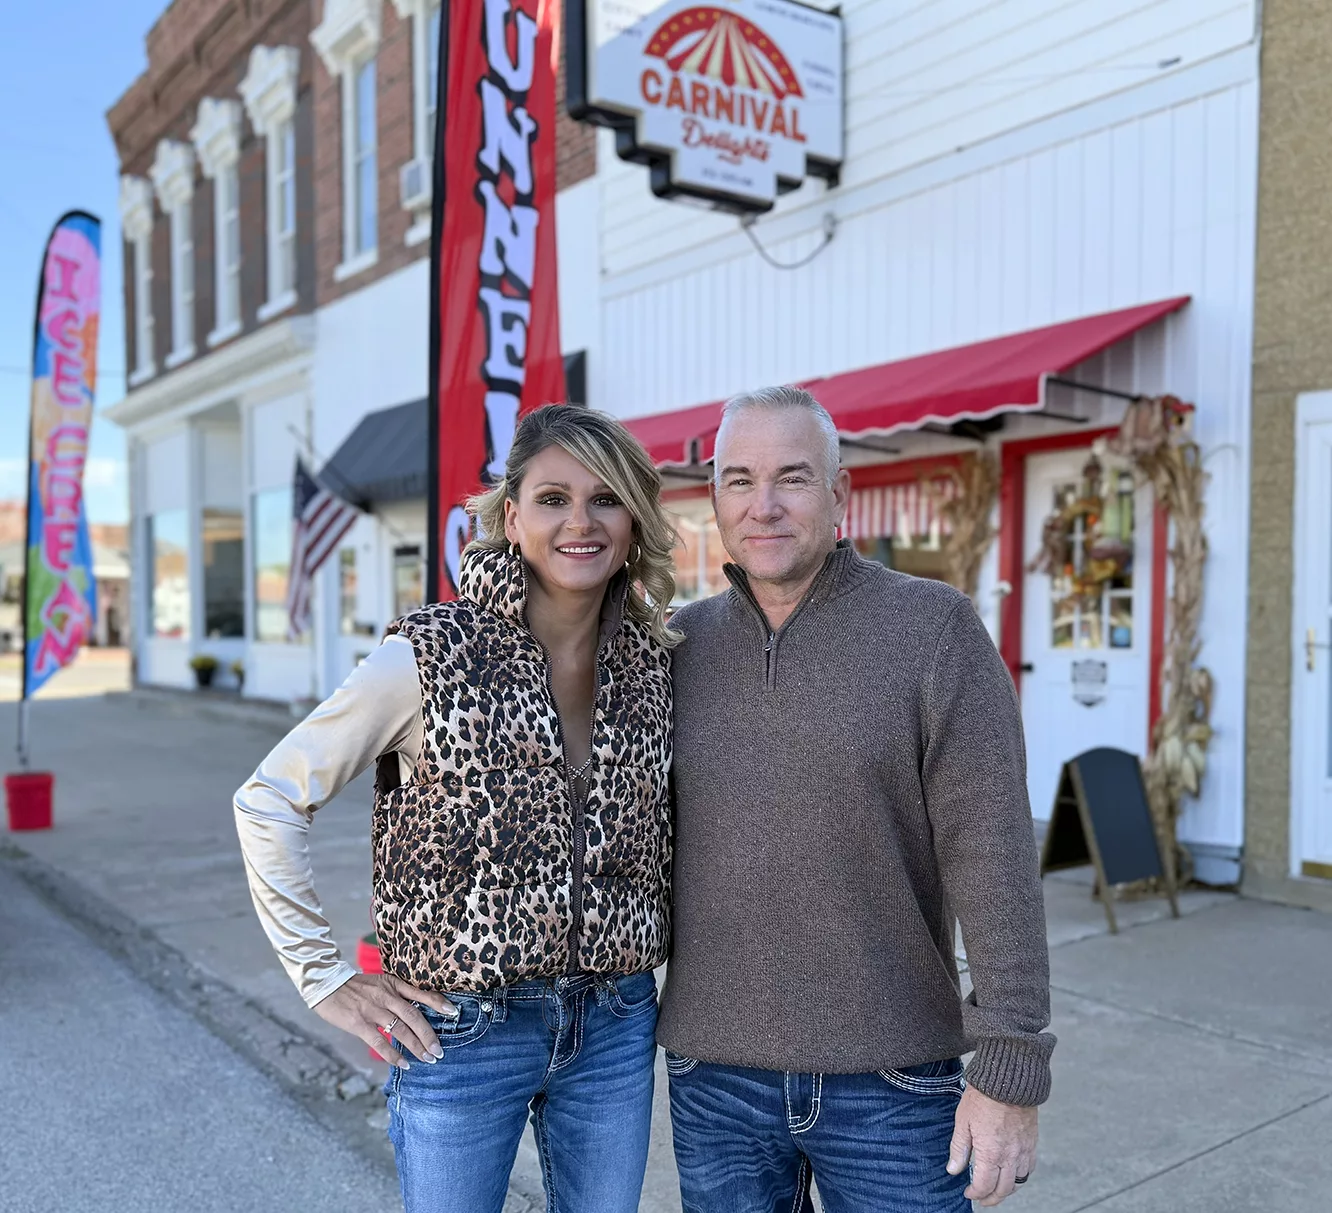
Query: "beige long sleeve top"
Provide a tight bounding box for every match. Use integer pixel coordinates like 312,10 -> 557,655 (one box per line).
233,635 -> 423,1008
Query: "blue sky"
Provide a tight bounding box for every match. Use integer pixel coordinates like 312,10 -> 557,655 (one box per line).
0,2 -> 167,524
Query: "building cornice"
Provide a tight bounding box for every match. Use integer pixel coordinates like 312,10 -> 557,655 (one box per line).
150,139 -> 196,211
119,175 -> 154,242
311,0 -> 382,78
190,98 -> 243,178
105,315 -> 316,430
240,44 -> 301,137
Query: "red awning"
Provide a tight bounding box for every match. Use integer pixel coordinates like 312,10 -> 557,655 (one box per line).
625,296 -> 1189,465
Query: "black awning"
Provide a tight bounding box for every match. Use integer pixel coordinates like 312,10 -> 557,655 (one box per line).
322,397 -> 428,506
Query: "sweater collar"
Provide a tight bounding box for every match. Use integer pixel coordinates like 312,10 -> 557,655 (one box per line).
458,545 -> 629,642
723,539 -> 864,624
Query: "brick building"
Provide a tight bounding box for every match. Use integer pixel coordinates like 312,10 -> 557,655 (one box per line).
106,0 -> 597,700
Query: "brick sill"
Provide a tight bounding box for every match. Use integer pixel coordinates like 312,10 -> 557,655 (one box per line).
333,248 -> 380,283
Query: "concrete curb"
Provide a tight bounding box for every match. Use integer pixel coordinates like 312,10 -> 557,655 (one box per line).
109,687 -> 303,731
0,839 -> 545,1211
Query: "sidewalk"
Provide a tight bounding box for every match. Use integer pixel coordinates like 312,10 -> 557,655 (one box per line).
4,689 -> 1330,1211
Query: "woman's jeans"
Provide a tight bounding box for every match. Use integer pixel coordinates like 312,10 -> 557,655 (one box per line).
385,971 -> 658,1213
667,1053 -> 971,1212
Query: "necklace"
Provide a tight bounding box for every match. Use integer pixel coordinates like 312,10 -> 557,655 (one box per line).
568,755 -> 594,783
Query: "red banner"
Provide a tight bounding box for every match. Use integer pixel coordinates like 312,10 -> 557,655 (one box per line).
429,0 -> 566,601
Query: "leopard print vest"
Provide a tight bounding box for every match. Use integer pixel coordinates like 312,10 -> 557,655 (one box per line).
370,546 -> 673,993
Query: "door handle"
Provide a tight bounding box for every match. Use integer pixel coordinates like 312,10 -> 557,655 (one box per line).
1309,628 -> 1332,672
1019,662 -> 1035,674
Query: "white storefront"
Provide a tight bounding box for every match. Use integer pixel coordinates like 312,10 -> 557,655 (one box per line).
579,0 -> 1260,880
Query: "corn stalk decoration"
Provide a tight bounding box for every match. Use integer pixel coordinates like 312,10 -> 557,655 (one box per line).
931,451 -> 1001,604
1109,395 -> 1212,878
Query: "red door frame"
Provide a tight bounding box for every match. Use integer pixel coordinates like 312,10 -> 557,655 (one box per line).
999,429 -> 1168,743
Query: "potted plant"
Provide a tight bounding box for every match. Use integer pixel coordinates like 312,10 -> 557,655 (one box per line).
189,654 -> 219,689
231,659 -> 245,692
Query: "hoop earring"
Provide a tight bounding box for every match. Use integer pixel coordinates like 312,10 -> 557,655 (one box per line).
510,541 -> 521,560
628,542 -> 642,566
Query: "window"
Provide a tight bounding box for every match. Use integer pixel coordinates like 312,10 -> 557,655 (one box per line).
339,548 -> 358,635
351,58 -> 378,257
252,488 -> 293,643
1045,457 -> 1137,651
147,511 -> 190,639
425,4 -> 441,154
203,510 -> 244,638
271,120 -> 297,299
393,545 -> 423,617
134,236 -> 154,378
169,200 -> 195,361
215,166 -> 241,334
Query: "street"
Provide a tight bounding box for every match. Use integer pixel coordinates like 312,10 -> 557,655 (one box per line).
3,687 -> 1332,1211
0,861 -> 400,1213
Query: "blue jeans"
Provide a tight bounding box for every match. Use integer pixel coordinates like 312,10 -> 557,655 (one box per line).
385,971 -> 658,1213
667,1053 -> 971,1213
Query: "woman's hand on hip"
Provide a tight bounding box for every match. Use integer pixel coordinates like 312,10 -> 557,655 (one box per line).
314,973 -> 457,1067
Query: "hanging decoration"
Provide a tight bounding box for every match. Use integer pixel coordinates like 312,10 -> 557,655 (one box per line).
930,451 -> 1000,604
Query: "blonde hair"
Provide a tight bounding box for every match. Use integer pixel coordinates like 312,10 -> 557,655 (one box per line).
466,405 -> 683,647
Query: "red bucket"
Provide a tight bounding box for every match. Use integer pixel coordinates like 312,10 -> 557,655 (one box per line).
5,771 -> 54,831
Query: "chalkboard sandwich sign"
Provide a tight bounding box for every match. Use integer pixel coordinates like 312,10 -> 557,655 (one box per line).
1040,747 -> 1181,934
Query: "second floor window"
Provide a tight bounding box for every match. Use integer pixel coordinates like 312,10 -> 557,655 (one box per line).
215,166 -> 241,333
425,4 -> 441,154
134,235 -> 154,378
271,119 -> 297,299
169,201 -> 194,361
351,58 -> 377,258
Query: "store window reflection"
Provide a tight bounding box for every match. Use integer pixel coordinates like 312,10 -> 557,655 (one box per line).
148,510 -> 190,639
252,488 -> 294,643
203,509 -> 244,638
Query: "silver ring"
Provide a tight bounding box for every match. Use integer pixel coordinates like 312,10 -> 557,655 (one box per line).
383,1016 -> 399,1034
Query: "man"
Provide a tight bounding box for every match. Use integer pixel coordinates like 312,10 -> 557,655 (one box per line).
660,386 -> 1054,1211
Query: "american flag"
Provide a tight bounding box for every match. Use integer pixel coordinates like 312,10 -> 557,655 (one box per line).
286,458 -> 360,640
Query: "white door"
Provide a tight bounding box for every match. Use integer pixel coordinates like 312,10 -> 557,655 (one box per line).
1020,447 -> 1154,820
1293,395 -> 1332,878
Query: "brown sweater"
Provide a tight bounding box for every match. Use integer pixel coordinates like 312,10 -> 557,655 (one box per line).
658,542 -> 1055,1107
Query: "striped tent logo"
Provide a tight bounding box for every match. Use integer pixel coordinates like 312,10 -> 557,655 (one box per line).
644,7 -> 803,100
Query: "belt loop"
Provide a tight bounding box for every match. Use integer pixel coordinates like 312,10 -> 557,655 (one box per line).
488,986 -> 509,1024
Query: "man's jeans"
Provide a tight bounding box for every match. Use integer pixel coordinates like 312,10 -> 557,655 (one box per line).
385,971 -> 658,1213
667,1052 -> 972,1212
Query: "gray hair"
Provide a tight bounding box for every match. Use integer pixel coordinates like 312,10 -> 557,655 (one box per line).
714,385 -> 841,486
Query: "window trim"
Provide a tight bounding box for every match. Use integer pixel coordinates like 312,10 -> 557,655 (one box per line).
131,234 -> 156,384
166,199 -> 196,367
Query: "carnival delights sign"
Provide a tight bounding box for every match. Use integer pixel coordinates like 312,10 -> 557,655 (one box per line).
570,0 -> 842,211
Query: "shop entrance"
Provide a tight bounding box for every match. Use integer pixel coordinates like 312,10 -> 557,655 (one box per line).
1293,393 -> 1332,880
1020,447 -> 1154,821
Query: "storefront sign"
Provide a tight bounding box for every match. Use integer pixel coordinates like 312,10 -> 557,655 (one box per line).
429,0 -> 567,601
24,211 -> 101,697
1071,658 -> 1108,708
568,0 -> 843,213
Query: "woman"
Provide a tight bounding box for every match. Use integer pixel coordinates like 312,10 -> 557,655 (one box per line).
234,405 -> 680,1212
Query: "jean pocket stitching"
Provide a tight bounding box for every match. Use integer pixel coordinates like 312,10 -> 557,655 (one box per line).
877,1067 -> 965,1096
664,1050 -> 699,1077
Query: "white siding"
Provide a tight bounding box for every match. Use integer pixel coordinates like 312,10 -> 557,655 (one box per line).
598,0 -> 1256,276
200,426 -> 243,510
249,394 -> 305,492
142,430 -> 189,514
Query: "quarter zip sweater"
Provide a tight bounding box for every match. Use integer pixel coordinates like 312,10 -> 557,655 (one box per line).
659,542 -> 1055,1107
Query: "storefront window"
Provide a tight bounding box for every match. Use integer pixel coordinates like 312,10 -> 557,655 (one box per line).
846,477 -> 956,583
338,547 -> 377,635
1046,456 -> 1135,651
252,489 -> 292,643
393,545 -> 424,617
202,510 -> 244,638
672,515 -> 729,604
147,510 -> 190,639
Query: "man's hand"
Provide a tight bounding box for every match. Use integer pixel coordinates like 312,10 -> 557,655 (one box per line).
946,1085 -> 1039,1206
314,973 -> 457,1067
